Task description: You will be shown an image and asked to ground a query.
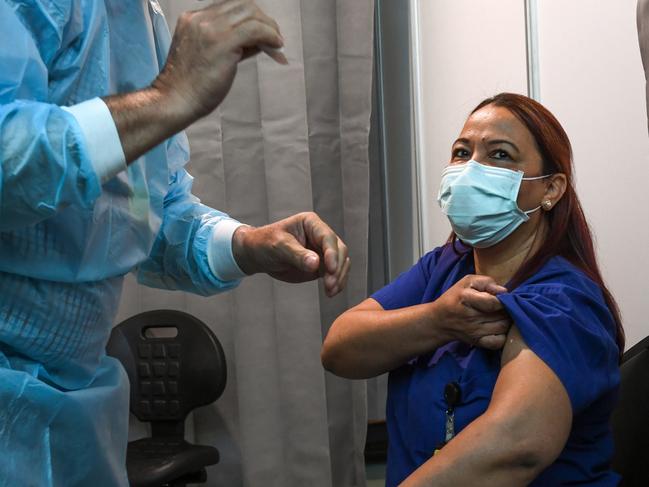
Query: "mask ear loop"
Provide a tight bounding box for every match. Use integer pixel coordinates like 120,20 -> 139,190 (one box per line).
520,173 -> 553,214
524,205 -> 542,215
521,173 -> 553,181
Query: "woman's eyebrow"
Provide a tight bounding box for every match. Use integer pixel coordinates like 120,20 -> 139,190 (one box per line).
452,137 -> 471,146
486,139 -> 520,153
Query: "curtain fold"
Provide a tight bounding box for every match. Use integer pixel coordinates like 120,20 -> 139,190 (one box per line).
116,1 -> 374,485
639,0 -> 649,134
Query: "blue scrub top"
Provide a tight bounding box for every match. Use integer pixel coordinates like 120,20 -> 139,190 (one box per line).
372,243 -> 621,486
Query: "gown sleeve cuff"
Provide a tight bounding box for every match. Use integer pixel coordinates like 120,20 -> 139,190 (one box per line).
62,98 -> 127,184
207,219 -> 248,282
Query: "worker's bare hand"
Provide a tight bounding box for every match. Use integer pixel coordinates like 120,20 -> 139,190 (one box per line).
153,0 -> 286,121
232,212 -> 351,297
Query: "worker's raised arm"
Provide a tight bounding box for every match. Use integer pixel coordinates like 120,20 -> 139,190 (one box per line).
0,1 -> 285,232
105,1 -> 287,164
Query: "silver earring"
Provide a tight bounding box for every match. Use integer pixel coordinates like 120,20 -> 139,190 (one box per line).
542,200 -> 552,210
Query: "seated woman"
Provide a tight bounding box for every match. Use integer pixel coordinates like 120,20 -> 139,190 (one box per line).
321,93 -> 623,486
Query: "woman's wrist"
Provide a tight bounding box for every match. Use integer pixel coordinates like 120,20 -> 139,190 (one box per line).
421,301 -> 456,347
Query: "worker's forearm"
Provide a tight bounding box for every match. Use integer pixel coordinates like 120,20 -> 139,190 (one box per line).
400,415 -> 542,487
321,302 -> 454,379
103,84 -> 196,164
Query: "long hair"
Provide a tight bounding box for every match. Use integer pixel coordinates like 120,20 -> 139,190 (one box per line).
452,93 -> 624,356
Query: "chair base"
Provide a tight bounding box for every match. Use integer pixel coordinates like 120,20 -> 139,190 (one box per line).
162,468 -> 207,487
127,437 -> 219,487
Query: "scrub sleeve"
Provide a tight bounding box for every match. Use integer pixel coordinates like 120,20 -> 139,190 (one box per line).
498,281 -> 620,414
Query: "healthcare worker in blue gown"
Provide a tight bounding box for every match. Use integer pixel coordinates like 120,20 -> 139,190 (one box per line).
323,93 -> 624,486
0,1 -> 351,485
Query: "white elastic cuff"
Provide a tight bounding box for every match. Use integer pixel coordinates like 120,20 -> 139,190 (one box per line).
63,98 -> 126,183
207,219 -> 247,282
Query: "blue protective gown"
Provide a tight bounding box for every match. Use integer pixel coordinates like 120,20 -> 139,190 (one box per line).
372,243 -> 621,486
0,1 -> 241,485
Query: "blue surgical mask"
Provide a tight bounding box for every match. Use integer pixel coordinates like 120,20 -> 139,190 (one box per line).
437,160 -> 550,248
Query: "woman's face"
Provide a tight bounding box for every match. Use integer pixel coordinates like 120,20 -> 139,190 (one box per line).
450,104 -> 548,213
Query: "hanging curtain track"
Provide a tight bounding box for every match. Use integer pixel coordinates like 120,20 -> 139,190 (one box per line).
525,0 -> 541,100
409,0 -> 426,259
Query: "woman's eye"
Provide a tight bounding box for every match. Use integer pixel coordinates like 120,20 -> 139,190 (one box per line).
452,148 -> 470,159
491,149 -> 511,160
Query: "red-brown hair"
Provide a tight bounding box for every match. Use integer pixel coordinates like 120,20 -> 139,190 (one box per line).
452,93 -> 624,356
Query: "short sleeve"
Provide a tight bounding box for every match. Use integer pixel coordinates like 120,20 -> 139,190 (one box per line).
498,281 -> 620,414
371,247 -> 444,310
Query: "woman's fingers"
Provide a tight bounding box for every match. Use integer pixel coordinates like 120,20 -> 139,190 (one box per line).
462,288 -> 507,314
437,273 -> 512,349
477,318 -> 512,336
465,275 -> 508,294
457,317 -> 511,349
476,334 -> 508,350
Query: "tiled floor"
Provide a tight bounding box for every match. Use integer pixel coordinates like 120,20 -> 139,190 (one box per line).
366,462 -> 386,487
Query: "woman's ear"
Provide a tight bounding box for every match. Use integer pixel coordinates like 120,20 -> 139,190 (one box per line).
542,173 -> 567,210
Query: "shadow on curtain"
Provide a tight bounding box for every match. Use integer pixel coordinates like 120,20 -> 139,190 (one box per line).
116,0 -> 374,485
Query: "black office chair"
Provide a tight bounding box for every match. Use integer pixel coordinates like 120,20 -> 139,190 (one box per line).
611,335 -> 649,487
107,310 -> 227,487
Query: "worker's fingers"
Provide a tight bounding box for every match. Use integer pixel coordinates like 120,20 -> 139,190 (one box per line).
324,254 -> 352,296
324,237 -> 348,293
233,20 -> 286,64
258,45 -> 288,65
241,45 -> 262,61
278,233 -> 321,275
334,257 -> 351,296
333,238 -> 348,279
241,45 -> 287,65
207,0 -> 255,23
203,0 -> 233,7
234,19 -> 283,49
218,0 -> 283,39
301,213 -> 344,276
252,4 -> 282,37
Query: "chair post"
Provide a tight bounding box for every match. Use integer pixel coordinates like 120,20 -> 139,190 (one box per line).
151,420 -> 185,439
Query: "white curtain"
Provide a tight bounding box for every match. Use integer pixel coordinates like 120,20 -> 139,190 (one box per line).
117,0 -> 375,485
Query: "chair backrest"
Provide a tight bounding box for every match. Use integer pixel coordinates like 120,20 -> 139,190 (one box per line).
107,310 -> 227,428
611,335 -> 649,486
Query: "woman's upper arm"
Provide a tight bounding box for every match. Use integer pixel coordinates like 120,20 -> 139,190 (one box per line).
325,298 -> 383,339
370,249 -> 443,311
486,324 -> 572,469
352,297 -> 384,312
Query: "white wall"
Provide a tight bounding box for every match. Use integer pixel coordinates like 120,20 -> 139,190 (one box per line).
415,0 -> 528,251
414,0 -> 649,348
